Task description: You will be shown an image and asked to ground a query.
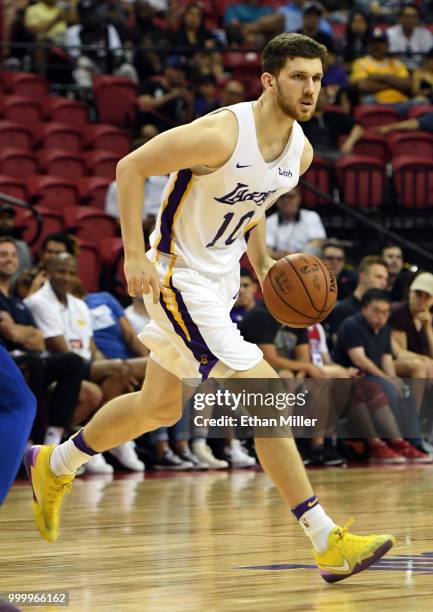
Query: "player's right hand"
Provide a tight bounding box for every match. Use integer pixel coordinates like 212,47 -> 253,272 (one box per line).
124,256 -> 160,303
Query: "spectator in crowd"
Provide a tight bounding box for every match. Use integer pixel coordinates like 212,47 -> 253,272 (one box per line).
172,3 -> 216,52
321,241 -> 357,300
125,297 -> 151,333
136,56 -> 193,134
25,253 -> 144,473
333,288 -> 430,462
350,28 -> 412,107
343,10 -> 372,64
376,110 -> 433,135
224,0 -> 273,45
231,267 -> 258,326
277,0 -> 333,38
390,273 -> 433,417
354,0 -> 401,24
386,3 -> 433,70
308,322 -> 358,378
24,0 -> 67,44
64,0 -> 138,88
266,187 -> 326,259
301,89 -> 364,160
297,2 -> 334,49
220,79 -> 246,106
382,243 -> 413,301
240,301 -> 346,466
7,6 -> 35,70
321,42 -> 350,111
327,255 -> 389,340
131,0 -> 168,82
0,237 -> 87,448
412,48 -> 433,102
0,204 -> 32,278
192,74 -> 220,119
14,232 -> 76,300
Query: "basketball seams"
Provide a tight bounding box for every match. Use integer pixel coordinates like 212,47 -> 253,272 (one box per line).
285,257 -> 323,314
266,273 -> 319,321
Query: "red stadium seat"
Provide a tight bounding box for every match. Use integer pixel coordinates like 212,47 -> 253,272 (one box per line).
83,124 -> 131,156
99,236 -> 123,264
353,134 -> 389,163
3,95 -> 45,125
1,72 -> 49,98
0,121 -> 33,149
0,148 -> 38,178
335,155 -> 386,208
301,155 -> 333,208
20,206 -> 64,250
39,122 -> 83,153
26,175 -> 80,209
77,239 -> 101,292
223,51 -> 261,77
387,131 -> 433,158
354,105 -> 400,129
46,97 -> 89,126
392,155 -> 433,208
408,105 -> 433,119
37,149 -> 87,179
77,176 -> 111,209
84,149 -> 121,180
93,76 -> 137,127
0,174 -> 28,201
63,206 -> 118,241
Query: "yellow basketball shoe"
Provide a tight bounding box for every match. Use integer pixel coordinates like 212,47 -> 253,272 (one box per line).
314,519 -> 395,583
24,445 -> 74,543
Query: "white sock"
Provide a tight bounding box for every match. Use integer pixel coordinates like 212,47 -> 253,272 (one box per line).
44,427 -> 64,446
298,504 -> 337,553
50,438 -> 93,476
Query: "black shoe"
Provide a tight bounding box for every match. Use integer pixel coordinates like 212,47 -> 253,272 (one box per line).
154,449 -> 194,471
323,445 -> 348,467
308,445 -> 325,466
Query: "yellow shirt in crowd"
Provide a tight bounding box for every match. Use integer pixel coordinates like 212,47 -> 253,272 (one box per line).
350,55 -> 409,104
25,2 -> 67,41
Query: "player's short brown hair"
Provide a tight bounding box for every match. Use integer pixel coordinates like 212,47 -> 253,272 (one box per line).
357,255 -> 387,275
262,33 -> 328,76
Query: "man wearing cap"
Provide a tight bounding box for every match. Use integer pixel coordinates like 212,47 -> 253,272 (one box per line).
391,273 -> 433,374
350,28 -> 412,105
297,2 -> 334,49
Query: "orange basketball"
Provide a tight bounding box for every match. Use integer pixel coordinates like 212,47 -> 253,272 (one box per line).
263,253 -> 337,328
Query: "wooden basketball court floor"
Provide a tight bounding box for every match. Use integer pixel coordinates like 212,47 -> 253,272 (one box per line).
2,466 -> 433,612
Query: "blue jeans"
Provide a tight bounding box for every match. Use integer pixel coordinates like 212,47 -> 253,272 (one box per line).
365,375 -> 422,439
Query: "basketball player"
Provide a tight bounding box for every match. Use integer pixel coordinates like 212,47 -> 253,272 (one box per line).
25,33 -> 395,582
0,345 -> 36,505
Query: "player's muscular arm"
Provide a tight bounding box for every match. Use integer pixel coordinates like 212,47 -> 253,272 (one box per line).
116,112 -> 237,300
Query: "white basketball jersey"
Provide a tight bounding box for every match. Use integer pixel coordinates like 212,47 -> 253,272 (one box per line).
150,102 -> 305,273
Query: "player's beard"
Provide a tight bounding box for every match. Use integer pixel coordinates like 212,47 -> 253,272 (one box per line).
275,80 -> 316,122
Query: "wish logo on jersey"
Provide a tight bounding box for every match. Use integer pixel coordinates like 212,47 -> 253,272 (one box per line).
215,183 -> 277,207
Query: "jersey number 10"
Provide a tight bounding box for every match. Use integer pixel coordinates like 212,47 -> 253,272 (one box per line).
206,211 -> 255,248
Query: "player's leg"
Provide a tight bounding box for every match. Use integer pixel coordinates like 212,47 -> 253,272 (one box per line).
230,357 -> 395,583
0,346 -> 36,505
25,357 -> 182,542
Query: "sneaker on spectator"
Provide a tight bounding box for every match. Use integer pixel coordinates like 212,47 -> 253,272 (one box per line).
176,446 -> 209,470
154,448 -> 194,471
369,441 -> 406,464
224,439 -> 257,468
420,439 -> 433,455
192,440 -> 229,469
389,440 -> 433,464
323,445 -> 348,467
85,453 -> 114,474
108,441 -> 145,472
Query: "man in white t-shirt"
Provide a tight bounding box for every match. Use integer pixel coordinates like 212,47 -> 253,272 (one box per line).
266,186 -> 326,258
25,253 -> 145,473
